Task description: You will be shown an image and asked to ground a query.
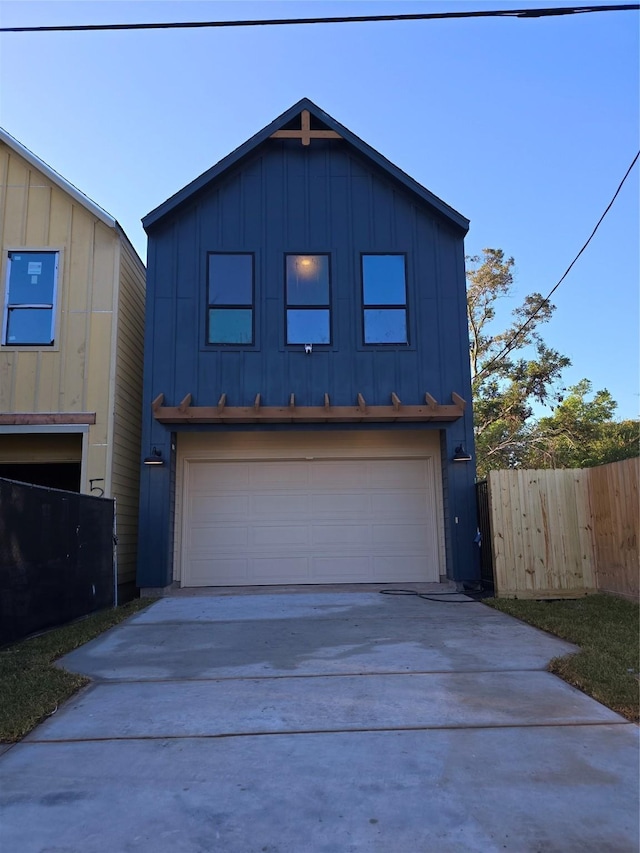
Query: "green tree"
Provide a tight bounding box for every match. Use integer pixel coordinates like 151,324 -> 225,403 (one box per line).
467,249 -> 639,475
467,248 -> 569,476
523,380 -> 639,469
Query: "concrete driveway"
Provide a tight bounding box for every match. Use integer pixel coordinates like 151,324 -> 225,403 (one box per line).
1,588 -> 638,852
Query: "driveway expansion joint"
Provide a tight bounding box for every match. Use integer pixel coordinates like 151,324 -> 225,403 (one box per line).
64,666 -> 559,684
22,719 -> 637,745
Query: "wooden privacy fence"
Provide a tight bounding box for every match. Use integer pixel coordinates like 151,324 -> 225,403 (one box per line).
486,458 -> 639,599
589,458 -> 639,599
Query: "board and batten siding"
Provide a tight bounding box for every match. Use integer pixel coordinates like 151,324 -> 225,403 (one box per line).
173,429 -> 446,585
139,134 -> 477,588
110,239 -> 146,587
0,139 -> 146,588
146,142 -> 470,412
1,142 -> 116,443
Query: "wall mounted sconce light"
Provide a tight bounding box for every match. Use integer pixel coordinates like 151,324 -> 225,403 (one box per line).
143,447 -> 164,466
453,444 -> 472,462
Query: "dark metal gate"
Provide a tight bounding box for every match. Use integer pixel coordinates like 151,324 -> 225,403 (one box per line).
0,478 -> 115,646
475,480 -> 494,591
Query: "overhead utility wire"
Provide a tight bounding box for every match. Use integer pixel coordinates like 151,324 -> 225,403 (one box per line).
475,149 -> 640,381
1,5 -> 638,33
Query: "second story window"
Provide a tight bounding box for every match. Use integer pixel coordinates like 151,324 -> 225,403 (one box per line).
362,254 -> 408,345
286,254 -> 331,345
2,251 -> 58,346
207,253 -> 254,345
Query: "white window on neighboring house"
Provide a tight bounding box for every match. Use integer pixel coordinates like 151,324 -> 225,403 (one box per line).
2,251 -> 59,346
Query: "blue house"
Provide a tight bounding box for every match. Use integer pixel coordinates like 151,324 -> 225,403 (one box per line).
137,99 -> 478,592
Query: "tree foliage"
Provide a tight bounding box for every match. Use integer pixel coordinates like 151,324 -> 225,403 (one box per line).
523,380 -> 639,469
467,248 -> 639,476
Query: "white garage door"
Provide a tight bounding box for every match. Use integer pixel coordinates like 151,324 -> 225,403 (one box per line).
181,451 -> 441,587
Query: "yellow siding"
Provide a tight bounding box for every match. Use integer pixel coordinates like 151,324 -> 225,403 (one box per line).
0,143 -> 117,424
0,350 -> 14,411
0,147 -> 8,240
110,239 -> 146,587
2,153 -> 28,246
13,351 -> 38,411
0,140 -> 146,591
86,311 -> 113,445
25,171 -> 51,245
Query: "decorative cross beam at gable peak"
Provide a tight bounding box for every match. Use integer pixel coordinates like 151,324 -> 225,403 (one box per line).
270,109 -> 342,146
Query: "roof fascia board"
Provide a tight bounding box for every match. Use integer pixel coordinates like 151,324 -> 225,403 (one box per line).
307,100 -> 469,233
0,127 -> 116,230
142,99 -> 309,230
142,98 -> 469,233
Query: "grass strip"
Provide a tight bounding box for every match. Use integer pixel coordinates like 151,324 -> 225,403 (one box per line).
0,598 -> 155,743
486,594 -> 639,722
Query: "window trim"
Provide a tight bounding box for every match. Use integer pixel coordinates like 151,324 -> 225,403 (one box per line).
205,251 -> 255,347
360,252 -> 410,347
1,249 -> 61,349
284,252 -> 332,346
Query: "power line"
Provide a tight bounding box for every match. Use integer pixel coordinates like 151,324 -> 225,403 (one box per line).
1,5 -> 638,34
475,149 -> 640,381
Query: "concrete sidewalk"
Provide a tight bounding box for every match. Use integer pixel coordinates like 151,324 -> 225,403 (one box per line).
1,590 -> 638,852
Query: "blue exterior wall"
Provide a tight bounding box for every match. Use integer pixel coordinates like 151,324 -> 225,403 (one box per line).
137,138 -> 477,588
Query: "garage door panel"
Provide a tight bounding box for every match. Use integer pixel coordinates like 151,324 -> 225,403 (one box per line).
311,492 -> 372,517
251,525 -> 310,547
311,556 -> 372,580
370,492 -> 428,517
189,495 -> 250,521
251,493 -> 311,516
367,461 -> 427,489
190,464 -> 250,490
373,555 -> 431,580
309,462 -> 369,488
181,455 -> 440,586
251,557 -> 311,582
372,524 -> 430,549
250,463 -> 310,489
310,523 -> 372,547
190,525 -> 249,549
189,558 -> 249,586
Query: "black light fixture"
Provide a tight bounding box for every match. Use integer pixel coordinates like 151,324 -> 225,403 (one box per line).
453,444 -> 472,462
143,447 -> 164,466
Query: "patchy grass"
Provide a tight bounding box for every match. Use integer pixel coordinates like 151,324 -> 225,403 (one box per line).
0,598 -> 155,743
486,594 -> 639,722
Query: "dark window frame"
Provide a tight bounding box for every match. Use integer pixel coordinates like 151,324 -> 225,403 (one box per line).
2,250 -> 59,347
205,251 -> 255,347
360,252 -> 410,346
284,252 -> 332,346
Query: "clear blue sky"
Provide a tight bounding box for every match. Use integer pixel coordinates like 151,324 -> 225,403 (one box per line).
1,1 -> 638,418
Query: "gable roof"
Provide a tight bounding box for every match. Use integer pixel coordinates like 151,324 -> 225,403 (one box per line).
0,127 -> 145,267
0,127 -> 117,228
142,98 -> 469,233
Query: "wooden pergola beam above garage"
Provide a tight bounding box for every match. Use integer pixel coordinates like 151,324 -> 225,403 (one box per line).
151,392 -> 466,424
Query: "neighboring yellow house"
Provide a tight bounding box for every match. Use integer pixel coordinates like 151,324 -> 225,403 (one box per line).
0,128 -> 145,598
